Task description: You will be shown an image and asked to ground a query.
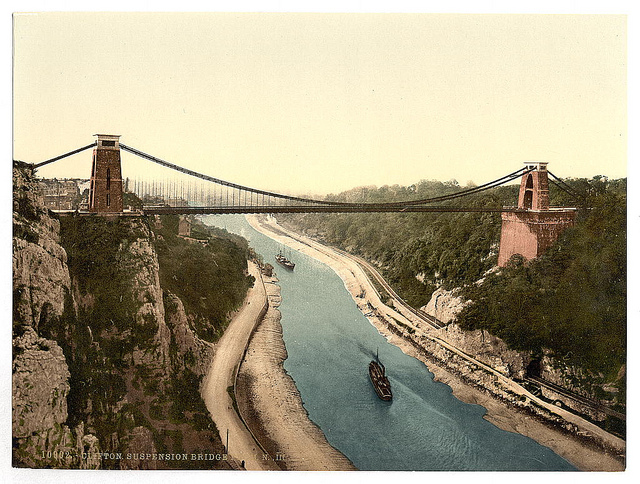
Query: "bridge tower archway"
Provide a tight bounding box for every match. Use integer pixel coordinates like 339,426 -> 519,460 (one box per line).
88,134 -> 124,213
522,174 -> 534,209
518,162 -> 549,211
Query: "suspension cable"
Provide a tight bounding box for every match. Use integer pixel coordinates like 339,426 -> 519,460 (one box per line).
121,142 -> 531,209
121,143 -> 344,206
385,167 -> 531,206
548,179 -> 586,205
547,171 -> 583,199
32,142 -> 97,168
549,179 -> 579,198
29,141 -> 542,210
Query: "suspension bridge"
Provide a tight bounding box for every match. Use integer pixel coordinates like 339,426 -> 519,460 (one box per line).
22,135 -> 621,427
29,135 -> 582,215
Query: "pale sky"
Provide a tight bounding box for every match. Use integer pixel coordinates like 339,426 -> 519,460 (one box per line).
13,12 -> 627,196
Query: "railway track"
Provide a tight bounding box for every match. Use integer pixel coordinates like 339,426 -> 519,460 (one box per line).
525,376 -> 625,421
269,220 -> 626,428
333,248 -> 445,330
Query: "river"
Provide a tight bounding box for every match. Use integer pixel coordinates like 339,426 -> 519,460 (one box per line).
202,214 -> 575,471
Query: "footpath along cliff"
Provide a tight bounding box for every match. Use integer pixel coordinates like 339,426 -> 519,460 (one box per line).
12,161 -> 253,469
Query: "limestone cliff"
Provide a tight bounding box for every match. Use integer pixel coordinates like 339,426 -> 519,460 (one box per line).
13,163 -> 71,332
422,288 -> 528,378
119,231 -> 171,372
12,162 -> 101,468
434,324 -> 529,379
13,327 -> 70,439
12,162 -> 227,469
164,292 -> 214,379
421,286 -> 469,325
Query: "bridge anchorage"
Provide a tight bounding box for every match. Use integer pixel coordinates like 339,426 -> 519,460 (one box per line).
31,134 -> 579,264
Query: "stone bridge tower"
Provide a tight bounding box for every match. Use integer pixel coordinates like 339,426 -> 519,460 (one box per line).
497,162 -> 577,267
88,134 -> 124,213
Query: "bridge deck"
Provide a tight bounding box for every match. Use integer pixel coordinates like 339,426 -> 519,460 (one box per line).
142,205 -> 521,215
52,206 -> 521,217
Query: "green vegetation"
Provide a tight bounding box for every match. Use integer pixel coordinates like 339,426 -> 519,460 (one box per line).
53,210 -> 252,466
13,162 -> 44,248
153,214 -> 255,342
59,211 -> 254,344
59,216 -> 149,339
167,369 -> 211,425
123,191 -> 143,210
282,179 -> 519,308
13,165 -> 248,469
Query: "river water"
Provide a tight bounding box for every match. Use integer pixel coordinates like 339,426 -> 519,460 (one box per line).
202,215 -> 575,471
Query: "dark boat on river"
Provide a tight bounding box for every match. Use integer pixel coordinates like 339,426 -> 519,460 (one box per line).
275,249 -> 295,270
369,351 -> 392,401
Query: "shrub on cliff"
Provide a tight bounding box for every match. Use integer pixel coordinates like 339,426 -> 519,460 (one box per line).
281,180 -> 518,307
153,215 -> 254,342
59,216 -> 148,336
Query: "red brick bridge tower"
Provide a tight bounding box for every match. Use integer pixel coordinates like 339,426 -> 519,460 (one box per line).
497,162 -> 577,267
88,134 -> 124,213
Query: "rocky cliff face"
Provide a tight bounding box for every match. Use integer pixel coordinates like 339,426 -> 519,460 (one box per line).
13,327 -> 70,438
12,162 -> 224,469
422,284 -> 619,422
116,223 -> 171,373
12,162 -> 101,468
164,293 -> 214,378
434,323 -> 529,379
13,164 -> 71,332
423,287 -> 530,379
421,287 -> 469,325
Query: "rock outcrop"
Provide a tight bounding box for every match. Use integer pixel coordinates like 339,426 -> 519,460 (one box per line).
13,163 -> 71,331
434,323 -> 529,379
164,292 -> 214,378
12,162 -> 226,469
118,229 -> 171,373
421,286 -> 469,324
423,287 -> 529,378
422,283 -> 618,422
120,427 -> 159,470
12,162 -> 101,468
12,327 -> 70,438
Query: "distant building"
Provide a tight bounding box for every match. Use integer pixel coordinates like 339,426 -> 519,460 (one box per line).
178,216 -> 191,237
166,197 -> 189,208
40,178 -> 85,210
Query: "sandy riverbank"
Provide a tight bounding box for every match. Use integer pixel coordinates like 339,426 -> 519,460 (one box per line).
245,214 -> 625,472
235,274 -> 356,470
